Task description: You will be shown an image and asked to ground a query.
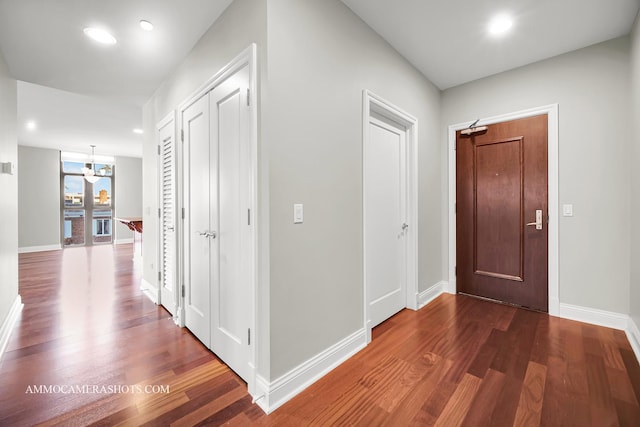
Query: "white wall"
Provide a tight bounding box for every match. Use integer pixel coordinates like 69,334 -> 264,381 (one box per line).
630,14 -> 640,327
265,0 -> 441,379
17,145 -> 60,249
142,0 -> 268,375
114,156 -> 142,243
142,0 -> 442,383
442,37 -> 631,314
0,49 -> 18,329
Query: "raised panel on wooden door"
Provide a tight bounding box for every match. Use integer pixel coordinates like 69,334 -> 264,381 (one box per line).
474,137 -> 524,282
365,115 -> 406,329
210,65 -> 251,382
183,95 -> 211,348
159,118 -> 177,315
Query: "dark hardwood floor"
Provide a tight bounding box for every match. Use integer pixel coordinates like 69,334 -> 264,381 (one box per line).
1,244 -> 639,426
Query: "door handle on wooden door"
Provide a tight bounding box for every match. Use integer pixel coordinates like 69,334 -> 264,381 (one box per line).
526,210 -> 543,230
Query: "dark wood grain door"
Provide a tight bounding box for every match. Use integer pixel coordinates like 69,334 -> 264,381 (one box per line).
456,115 -> 548,311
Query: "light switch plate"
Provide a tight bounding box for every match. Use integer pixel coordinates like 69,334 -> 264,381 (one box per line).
294,204 -> 303,224
562,204 -> 573,217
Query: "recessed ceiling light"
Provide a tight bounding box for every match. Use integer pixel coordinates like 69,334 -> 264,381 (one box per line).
489,14 -> 513,36
133,128 -> 144,134
139,20 -> 154,31
26,120 -> 36,131
83,27 -> 117,45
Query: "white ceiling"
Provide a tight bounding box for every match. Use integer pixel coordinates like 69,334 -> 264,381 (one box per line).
0,0 -> 234,158
18,81 -> 143,158
341,0 -> 640,89
1,0 -> 639,158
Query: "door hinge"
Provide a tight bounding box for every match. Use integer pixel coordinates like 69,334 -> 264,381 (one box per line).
157,145 -> 161,155
181,129 -> 184,142
248,328 -> 251,345
182,285 -> 185,298
182,207 -> 185,219
455,266 -> 457,276
158,208 -> 161,218
158,271 -> 162,282
454,202 -> 457,214
246,88 -> 250,107
248,209 -> 251,225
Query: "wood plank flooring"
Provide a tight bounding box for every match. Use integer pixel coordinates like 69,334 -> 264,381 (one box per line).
1,244 -> 639,426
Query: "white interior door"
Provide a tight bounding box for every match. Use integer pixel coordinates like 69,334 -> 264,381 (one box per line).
365,114 -> 407,329
182,64 -> 252,382
183,95 -> 212,348
210,65 -> 252,382
158,115 -> 177,316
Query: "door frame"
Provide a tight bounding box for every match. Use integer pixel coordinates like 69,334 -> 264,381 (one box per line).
447,104 -> 559,315
177,44 -> 258,394
363,90 -> 418,343
156,111 -> 178,321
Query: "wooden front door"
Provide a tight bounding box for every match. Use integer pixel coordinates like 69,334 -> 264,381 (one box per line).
456,114 -> 548,312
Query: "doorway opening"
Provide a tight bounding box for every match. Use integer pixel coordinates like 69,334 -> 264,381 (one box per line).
447,105 -> 559,315
363,90 -> 418,343
178,44 -> 258,396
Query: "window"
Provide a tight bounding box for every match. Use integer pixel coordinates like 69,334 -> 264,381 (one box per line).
95,219 -> 111,236
61,156 -> 115,247
93,210 -> 113,243
64,176 -> 84,206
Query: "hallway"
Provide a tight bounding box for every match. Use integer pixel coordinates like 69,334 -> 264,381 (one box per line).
0,245 -> 257,425
2,245 -> 640,425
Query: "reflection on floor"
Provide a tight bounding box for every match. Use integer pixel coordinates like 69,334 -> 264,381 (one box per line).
1,244 -> 640,425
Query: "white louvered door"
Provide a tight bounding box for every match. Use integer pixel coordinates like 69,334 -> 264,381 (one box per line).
158,114 -> 177,316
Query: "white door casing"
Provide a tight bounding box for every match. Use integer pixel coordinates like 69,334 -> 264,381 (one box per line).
363,90 -> 418,343
158,112 -> 178,317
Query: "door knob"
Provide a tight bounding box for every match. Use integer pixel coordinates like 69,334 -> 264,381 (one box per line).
401,223 -> 409,231
526,210 -> 543,230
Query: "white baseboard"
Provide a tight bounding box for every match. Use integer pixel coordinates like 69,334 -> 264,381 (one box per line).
557,303 -> 640,364
0,295 -> 23,363
140,278 -> 159,305
417,281 -> 446,309
444,279 -> 456,294
626,316 -> 640,363
18,244 -> 61,254
254,328 -> 367,414
114,238 -> 134,245
558,303 -> 629,331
